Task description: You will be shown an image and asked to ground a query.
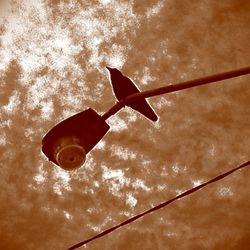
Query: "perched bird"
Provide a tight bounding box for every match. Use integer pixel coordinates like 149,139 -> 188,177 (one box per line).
106,67 -> 158,122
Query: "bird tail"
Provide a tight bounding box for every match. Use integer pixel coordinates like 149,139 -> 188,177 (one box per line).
128,99 -> 158,122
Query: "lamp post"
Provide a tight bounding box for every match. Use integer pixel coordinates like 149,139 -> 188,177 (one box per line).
42,66 -> 250,170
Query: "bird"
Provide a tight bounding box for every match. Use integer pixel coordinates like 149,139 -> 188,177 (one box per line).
106,67 -> 158,122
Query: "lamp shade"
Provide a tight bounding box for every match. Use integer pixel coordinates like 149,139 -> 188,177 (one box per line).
42,108 -> 110,170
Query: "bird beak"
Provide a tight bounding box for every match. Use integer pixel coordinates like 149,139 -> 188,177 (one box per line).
106,66 -> 111,71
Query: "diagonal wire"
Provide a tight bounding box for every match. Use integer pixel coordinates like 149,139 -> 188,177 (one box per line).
67,160 -> 250,250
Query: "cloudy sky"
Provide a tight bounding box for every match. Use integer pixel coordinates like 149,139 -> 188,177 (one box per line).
0,1 -> 249,249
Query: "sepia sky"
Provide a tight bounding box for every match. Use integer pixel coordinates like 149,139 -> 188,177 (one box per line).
0,1 -> 250,249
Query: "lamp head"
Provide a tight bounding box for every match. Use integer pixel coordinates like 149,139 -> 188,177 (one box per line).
42,108 -> 109,170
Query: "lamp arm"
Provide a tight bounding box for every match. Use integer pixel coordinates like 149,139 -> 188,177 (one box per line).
102,66 -> 250,120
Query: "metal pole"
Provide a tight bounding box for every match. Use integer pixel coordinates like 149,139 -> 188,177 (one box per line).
102,66 -> 250,120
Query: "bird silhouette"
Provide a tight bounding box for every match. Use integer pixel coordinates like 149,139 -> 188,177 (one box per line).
106,67 -> 158,122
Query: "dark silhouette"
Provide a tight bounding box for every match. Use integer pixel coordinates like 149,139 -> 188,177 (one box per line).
103,66 -> 250,120
106,67 -> 158,122
42,108 -> 110,170
42,66 -> 250,170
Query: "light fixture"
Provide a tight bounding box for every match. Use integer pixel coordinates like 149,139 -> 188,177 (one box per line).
42,66 -> 250,170
42,108 -> 109,170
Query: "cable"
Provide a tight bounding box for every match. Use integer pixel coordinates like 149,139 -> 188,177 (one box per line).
67,160 -> 250,250
102,66 -> 250,120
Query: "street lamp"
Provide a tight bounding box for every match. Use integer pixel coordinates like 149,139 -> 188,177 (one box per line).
42,66 -> 250,170
42,108 -> 110,170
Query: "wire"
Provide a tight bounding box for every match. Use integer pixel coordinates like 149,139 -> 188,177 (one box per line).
67,160 -> 250,250
102,66 -> 250,120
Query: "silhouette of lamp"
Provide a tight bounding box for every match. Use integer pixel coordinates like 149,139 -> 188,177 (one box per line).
42,108 -> 110,170
42,67 -> 250,170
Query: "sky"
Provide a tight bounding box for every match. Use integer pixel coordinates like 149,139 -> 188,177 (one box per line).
0,0 -> 250,249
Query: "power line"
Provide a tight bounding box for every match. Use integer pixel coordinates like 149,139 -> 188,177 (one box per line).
102,66 -> 250,120
67,160 -> 250,250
